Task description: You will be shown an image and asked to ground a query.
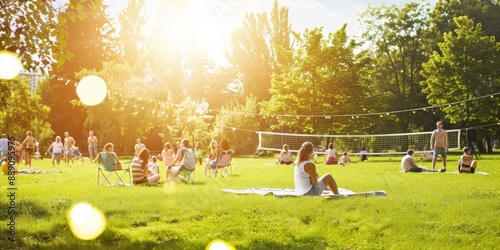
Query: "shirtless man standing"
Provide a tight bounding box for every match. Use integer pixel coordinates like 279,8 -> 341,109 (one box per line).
87,131 -> 98,161
64,132 -> 76,163
430,121 -> 448,171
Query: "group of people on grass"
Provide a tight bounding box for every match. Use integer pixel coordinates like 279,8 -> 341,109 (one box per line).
292,121 -> 478,197
0,131 -> 77,172
4,120 -> 479,197
401,121 -> 478,173
94,137 -> 232,185
275,142 -> 355,166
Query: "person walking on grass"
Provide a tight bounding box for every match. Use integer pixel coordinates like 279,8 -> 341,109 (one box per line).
46,136 -> 64,166
21,131 -> 36,167
63,132 -> 76,163
401,149 -> 443,173
294,141 -> 340,196
87,130 -> 98,161
430,121 -> 448,171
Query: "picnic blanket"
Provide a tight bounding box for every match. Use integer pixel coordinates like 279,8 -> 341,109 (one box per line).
222,188 -> 387,199
446,171 -> 489,175
400,170 -> 489,175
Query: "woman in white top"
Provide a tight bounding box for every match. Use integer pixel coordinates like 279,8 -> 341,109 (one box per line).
324,143 -> 337,165
46,136 -> 64,165
276,144 -> 293,165
294,142 -> 339,196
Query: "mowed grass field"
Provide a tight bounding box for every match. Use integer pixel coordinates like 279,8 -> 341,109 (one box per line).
1,152 -> 499,250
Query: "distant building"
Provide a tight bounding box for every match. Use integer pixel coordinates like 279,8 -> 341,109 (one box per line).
19,70 -> 44,94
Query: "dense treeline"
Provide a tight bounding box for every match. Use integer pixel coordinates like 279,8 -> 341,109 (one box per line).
1,0 -> 499,154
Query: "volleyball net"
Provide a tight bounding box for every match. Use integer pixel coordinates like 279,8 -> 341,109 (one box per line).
257,129 -> 462,155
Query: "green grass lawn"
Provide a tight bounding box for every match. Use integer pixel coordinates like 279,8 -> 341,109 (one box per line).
1,152 -> 499,250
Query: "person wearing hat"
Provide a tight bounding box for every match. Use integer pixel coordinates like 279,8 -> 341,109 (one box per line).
458,147 -> 477,173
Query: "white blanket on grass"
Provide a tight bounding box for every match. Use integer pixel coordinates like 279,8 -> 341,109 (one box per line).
222,188 -> 387,198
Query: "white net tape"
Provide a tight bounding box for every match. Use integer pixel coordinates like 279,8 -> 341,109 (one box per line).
257,129 -> 461,155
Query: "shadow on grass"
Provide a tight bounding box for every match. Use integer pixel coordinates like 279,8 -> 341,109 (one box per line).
0,199 -> 52,220
239,236 -> 329,250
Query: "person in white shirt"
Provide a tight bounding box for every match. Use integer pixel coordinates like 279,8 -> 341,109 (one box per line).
294,142 -> 339,196
134,138 -> 146,157
0,134 -> 10,157
47,136 -> 64,165
324,143 -> 338,165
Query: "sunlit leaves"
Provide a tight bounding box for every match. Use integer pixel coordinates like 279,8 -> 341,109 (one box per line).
422,16 -> 500,125
0,0 -> 61,73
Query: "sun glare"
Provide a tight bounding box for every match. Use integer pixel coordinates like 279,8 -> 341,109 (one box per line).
0,51 -> 22,79
145,1 -> 238,63
68,203 -> 106,240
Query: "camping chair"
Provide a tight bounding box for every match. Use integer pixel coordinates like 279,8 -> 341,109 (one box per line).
97,153 -> 132,186
169,150 -> 196,184
210,150 -> 232,178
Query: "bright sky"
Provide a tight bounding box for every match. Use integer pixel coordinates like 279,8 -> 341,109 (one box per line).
55,0 -> 435,62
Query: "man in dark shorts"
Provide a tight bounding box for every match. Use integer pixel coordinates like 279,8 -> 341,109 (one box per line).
401,149 -> 444,173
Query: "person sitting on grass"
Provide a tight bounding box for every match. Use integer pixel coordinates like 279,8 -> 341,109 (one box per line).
276,144 -> 293,165
401,149 -> 444,173
148,156 -> 160,176
324,143 -> 338,165
457,147 -> 477,173
338,152 -> 350,165
359,147 -> 369,161
132,148 -> 160,185
294,141 -> 340,196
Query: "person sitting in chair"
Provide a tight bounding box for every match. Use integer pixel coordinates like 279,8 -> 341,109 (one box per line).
94,143 -> 122,168
401,149 -> 443,173
132,148 -> 160,185
166,138 -> 191,181
204,140 -> 220,178
276,144 -> 293,165
458,147 -> 477,173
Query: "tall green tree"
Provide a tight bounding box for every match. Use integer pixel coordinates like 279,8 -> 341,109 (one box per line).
261,26 -> 367,134
211,96 -> 260,154
40,0 -> 116,146
422,16 -> 500,125
0,78 -> 53,147
74,61 -> 162,152
360,2 -> 433,132
145,0 -> 189,103
431,0 -> 500,42
117,0 -> 147,70
227,0 -> 291,102
421,16 -> 500,152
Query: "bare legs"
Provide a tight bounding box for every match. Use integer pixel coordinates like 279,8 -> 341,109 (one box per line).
25,149 -> 32,167
432,156 -> 446,170
319,174 -> 339,195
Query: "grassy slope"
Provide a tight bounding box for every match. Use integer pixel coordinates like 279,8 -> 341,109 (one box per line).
1,153 -> 499,250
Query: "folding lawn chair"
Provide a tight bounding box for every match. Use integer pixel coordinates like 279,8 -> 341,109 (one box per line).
97,153 -> 132,186
170,150 -> 196,184
210,149 -> 232,178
